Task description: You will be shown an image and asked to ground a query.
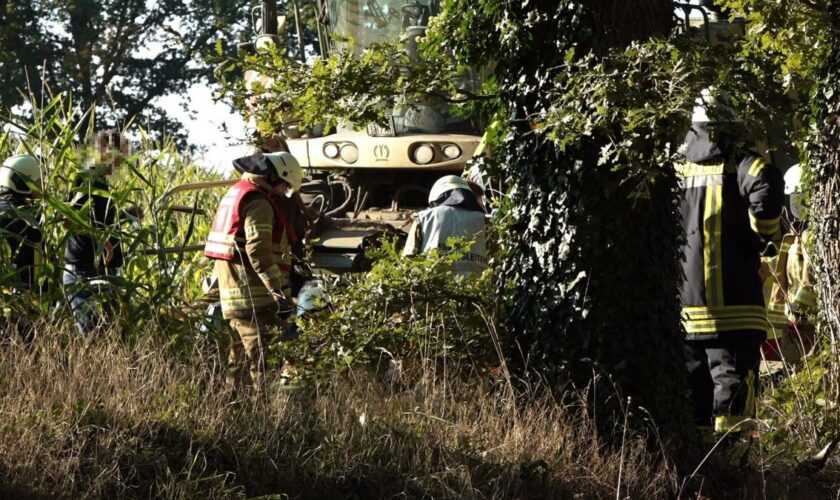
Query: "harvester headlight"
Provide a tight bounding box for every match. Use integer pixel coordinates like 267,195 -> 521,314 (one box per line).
323,143 -> 340,159
412,144 -> 435,165
442,144 -> 461,160
340,143 -> 359,164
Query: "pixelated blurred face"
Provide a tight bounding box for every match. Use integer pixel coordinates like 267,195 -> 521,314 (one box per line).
92,132 -> 129,179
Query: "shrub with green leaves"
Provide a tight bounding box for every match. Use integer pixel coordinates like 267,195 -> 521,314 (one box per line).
276,238 -> 506,381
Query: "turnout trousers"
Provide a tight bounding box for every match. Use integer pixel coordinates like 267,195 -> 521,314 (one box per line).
685,336 -> 761,433
226,314 -> 283,391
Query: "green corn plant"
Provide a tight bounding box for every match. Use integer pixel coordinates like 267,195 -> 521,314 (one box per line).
1,91 -> 227,342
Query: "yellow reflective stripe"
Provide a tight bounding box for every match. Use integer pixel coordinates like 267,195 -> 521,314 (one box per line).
747,158 -> 766,178
749,214 -> 780,236
703,185 -> 724,306
715,412 -> 757,433
715,369 -> 757,434
683,317 -> 768,334
766,302 -> 786,313
244,223 -> 273,240
683,305 -> 768,316
676,162 -> 725,178
766,317 -> 788,339
220,288 -> 272,299
766,309 -> 789,337
222,294 -> 273,302
683,305 -> 768,322
681,175 -> 724,189
245,223 -> 273,230
767,311 -> 788,322
222,297 -> 276,308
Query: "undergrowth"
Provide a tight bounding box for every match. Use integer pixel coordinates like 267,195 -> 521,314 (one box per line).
0,325 -> 677,499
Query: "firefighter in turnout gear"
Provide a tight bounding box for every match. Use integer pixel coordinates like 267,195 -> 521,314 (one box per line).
402,175 -> 488,276
205,152 -> 301,390
0,154 -> 44,340
677,90 -> 784,435
760,164 -> 817,366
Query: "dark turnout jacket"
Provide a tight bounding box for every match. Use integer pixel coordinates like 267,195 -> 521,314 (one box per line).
0,192 -> 42,287
64,175 -> 123,271
676,124 -> 784,340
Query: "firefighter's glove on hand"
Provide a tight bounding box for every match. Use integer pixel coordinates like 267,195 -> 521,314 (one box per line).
274,295 -> 297,321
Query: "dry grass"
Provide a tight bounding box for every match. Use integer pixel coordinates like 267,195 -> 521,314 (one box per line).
0,319 -> 683,499
3,320 -> 839,499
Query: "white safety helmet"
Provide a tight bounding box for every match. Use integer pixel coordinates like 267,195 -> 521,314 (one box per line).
265,152 -> 303,192
691,87 -> 740,124
785,164 -> 805,219
0,155 -> 41,195
429,175 -> 469,204
784,163 -> 802,195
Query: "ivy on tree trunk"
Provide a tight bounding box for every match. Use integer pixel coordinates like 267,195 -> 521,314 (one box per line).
808,1 -> 840,405
498,0 -> 695,448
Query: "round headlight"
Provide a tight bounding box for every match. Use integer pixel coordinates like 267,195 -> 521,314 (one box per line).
323,143 -> 340,159
442,144 -> 461,160
340,143 -> 359,164
412,144 -> 435,165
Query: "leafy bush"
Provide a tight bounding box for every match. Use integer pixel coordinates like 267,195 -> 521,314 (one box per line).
278,239 -> 507,381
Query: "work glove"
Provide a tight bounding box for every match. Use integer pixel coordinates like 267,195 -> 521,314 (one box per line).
275,294 -> 297,321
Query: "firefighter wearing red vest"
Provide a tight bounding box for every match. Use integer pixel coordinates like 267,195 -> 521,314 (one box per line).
677,89 -> 784,437
205,152 -> 302,390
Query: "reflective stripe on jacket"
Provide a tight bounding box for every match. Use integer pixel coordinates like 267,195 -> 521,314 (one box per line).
403,205 -> 488,276
209,176 -> 295,319
205,178 -> 296,262
677,154 -> 784,339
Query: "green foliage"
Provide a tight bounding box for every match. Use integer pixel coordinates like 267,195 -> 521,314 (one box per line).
217,36 -> 492,138
540,40 -> 701,190
720,0 -> 830,91
0,2 -> 48,107
1,92 -> 224,340
220,0 -> 697,442
763,343 -> 840,452
711,0 -> 832,159
276,238 -> 504,380
0,0 -> 252,145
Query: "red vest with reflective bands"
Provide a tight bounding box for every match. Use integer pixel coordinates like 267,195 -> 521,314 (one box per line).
204,180 -> 297,261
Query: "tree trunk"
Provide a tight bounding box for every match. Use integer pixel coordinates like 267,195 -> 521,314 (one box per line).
498,0 -> 696,450
809,1 -> 840,403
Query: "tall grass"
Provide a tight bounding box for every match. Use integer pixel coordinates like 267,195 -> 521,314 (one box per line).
0,322 -> 681,499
